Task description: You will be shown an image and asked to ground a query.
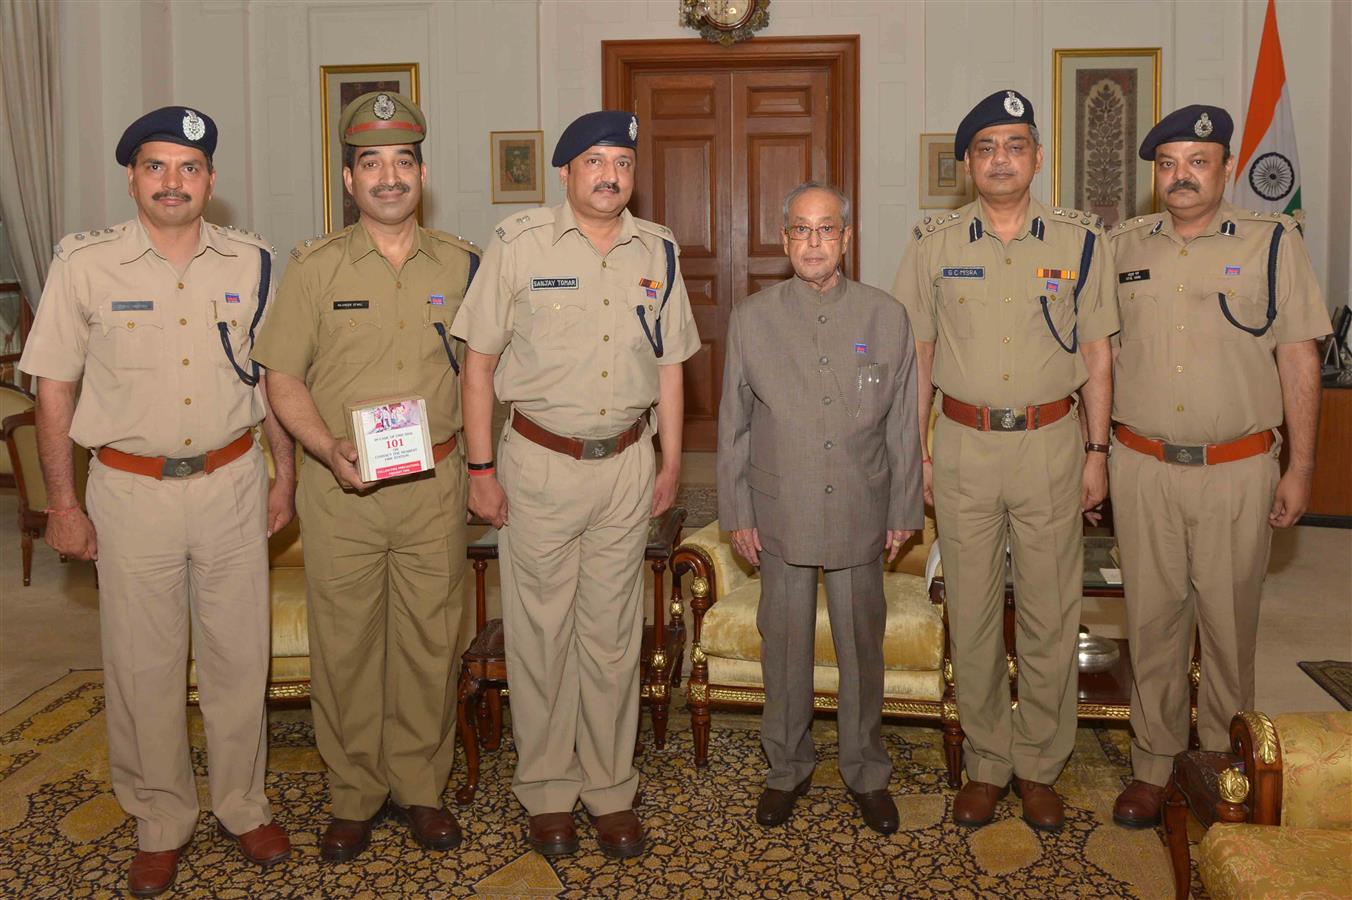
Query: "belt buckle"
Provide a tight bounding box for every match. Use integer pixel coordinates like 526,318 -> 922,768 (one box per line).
579,436 -> 619,460
161,454 -> 206,478
989,408 -> 1027,432
1163,443 -> 1205,466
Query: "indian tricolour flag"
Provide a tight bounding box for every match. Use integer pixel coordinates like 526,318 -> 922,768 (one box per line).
1231,0 -> 1302,214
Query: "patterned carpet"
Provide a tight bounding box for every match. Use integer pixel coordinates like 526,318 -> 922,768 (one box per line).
0,672 -> 1202,898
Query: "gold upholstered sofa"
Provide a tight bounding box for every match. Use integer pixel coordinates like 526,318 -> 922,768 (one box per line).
670,515 -> 964,787
1163,709 -> 1352,899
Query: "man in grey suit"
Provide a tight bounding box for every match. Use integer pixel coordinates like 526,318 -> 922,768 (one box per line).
716,182 -> 925,834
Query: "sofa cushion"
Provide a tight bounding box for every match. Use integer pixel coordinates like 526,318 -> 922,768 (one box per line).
1198,824 -> 1352,900
1274,711 -> 1352,830
707,655 -> 942,702
188,568 -> 311,685
700,572 -> 943,671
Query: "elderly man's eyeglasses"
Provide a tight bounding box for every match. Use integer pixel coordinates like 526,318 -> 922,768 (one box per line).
785,223 -> 843,242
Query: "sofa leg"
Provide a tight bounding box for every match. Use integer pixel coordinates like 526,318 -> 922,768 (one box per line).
942,719 -> 964,789
690,688 -> 710,767
21,527 -> 34,587
454,666 -> 482,806
1162,776 -> 1192,900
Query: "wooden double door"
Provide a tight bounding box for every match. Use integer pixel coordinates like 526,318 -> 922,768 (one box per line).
603,37 -> 860,451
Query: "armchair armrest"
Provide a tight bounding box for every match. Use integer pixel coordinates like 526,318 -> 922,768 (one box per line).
679,521 -> 756,598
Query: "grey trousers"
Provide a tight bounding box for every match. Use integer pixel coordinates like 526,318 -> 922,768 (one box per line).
757,549 -> 892,793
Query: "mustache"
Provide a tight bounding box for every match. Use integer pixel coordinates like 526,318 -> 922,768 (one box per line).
370,182 -> 410,196
1168,179 -> 1201,193
593,181 -> 620,192
152,190 -> 191,202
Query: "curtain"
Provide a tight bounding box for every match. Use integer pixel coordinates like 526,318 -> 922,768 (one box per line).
0,0 -> 62,311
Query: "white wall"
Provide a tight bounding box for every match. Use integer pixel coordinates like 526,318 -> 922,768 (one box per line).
52,0 -> 1342,307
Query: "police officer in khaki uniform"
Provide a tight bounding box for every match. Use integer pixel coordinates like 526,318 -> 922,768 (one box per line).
19,106 -> 294,897
452,111 -> 699,859
253,92 -> 479,861
892,90 -> 1118,832
1108,106 -> 1330,828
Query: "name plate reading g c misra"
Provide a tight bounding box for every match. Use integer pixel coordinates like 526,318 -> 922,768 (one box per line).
346,395 -> 435,482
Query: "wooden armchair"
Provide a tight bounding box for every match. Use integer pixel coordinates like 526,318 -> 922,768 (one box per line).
1163,710 -> 1352,899
670,515 -> 964,787
2,407 -> 90,585
0,381 -> 34,490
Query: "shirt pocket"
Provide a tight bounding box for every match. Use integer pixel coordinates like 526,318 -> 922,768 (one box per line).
626,283 -> 661,353
526,290 -> 589,349
212,304 -> 253,372
857,360 -> 891,416
1202,275 -> 1270,341
320,305 -> 384,364
1116,282 -> 1160,341
747,463 -> 779,498
92,301 -> 163,370
1032,275 -> 1077,349
935,277 -> 982,338
423,304 -> 457,364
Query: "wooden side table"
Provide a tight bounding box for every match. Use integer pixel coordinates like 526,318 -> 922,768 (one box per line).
454,506 -> 687,805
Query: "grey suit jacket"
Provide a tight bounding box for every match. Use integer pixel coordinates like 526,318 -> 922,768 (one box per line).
716,275 -> 924,569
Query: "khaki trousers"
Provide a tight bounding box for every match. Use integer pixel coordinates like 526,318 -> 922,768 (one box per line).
932,412 -> 1085,786
1109,441 -> 1280,786
497,423 -> 655,817
758,550 -> 892,793
86,445 -> 272,851
298,450 -> 468,819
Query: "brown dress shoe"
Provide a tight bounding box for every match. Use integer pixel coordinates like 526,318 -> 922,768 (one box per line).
755,776 -> 812,827
953,779 -> 1009,826
217,820 -> 291,868
321,805 -> 384,863
390,803 -> 463,851
848,788 -> 900,835
1014,778 -> 1065,831
1113,780 -> 1167,828
127,846 -> 185,898
528,812 -> 579,857
588,809 -> 646,859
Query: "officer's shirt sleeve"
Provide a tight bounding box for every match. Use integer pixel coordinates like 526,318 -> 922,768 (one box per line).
450,237 -> 514,355
251,256 -> 317,379
890,239 -> 936,342
1074,228 -> 1120,343
658,267 -> 700,366
17,257 -> 89,382
1272,229 -> 1332,343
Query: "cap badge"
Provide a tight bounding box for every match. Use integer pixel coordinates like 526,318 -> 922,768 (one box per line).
373,93 -> 396,121
182,110 -> 205,141
1194,112 -> 1213,138
1003,91 -> 1025,117
628,116 -> 638,141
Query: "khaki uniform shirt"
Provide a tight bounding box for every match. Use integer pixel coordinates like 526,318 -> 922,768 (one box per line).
19,218 -> 273,456
252,222 -> 480,444
1109,201 -> 1331,444
451,203 -> 700,438
892,198 -> 1120,406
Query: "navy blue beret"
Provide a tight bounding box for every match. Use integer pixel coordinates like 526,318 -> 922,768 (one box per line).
115,106 -> 218,166
955,90 -> 1036,161
551,110 -> 639,167
1138,105 -> 1233,160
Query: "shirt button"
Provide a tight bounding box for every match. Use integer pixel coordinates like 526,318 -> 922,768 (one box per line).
604,298 -> 610,305
818,315 -> 828,323
601,261 -> 608,269
179,317 -> 188,325
230,319 -> 237,327
395,361 -> 404,370
1176,404 -> 1185,412
1129,292 -> 1135,300
603,334 -> 610,342
958,297 -> 965,304
601,370 -> 609,378
1003,297 -> 1011,303
126,321 -> 135,330
184,438 -> 193,447
819,356 -> 829,365
1176,365 -> 1184,373
553,303 -> 561,310
395,281 -> 402,289
600,408 -> 607,415
1176,324 -> 1185,331
1177,284 -> 1185,292
181,358 -> 190,366
1180,249 -> 1189,256
349,319 -> 357,328
177,282 -> 184,289
825,485 -> 834,494
183,397 -> 192,406
1002,336 -> 1010,344
1002,373 -> 1010,381
1005,258 -> 1012,265
823,396 -> 832,405
824,440 -> 833,449
399,320 -> 406,329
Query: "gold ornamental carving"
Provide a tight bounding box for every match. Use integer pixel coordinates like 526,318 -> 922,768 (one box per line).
691,645 -> 707,665
1218,767 -> 1250,804
1190,659 -> 1202,688
942,700 -> 959,722
1240,711 -> 1278,764
649,683 -> 668,701
943,659 -> 954,686
690,576 -> 710,599
650,651 -> 667,671
670,599 -> 684,618
1007,655 -> 1019,681
687,683 -> 708,702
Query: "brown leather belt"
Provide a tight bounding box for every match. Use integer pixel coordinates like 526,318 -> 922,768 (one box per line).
432,435 -> 458,464
511,412 -> 646,460
97,430 -> 255,480
1114,424 -> 1275,466
942,395 -> 1073,432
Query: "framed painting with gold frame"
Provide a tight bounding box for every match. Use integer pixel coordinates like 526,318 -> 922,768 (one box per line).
1052,48 -> 1161,229
918,133 -> 972,209
319,62 -> 420,232
489,130 -> 545,204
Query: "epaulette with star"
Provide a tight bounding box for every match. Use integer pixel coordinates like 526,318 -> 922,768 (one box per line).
634,217 -> 679,253
53,225 -> 123,261
1242,208 -> 1300,232
1112,212 -> 1166,237
428,229 -> 482,258
912,211 -> 965,241
289,227 -> 350,262
213,222 -> 274,255
491,208 -> 555,244
1047,206 -> 1106,234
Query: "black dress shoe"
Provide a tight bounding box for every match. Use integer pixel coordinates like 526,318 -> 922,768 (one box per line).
848,788 -> 900,835
755,776 -> 812,827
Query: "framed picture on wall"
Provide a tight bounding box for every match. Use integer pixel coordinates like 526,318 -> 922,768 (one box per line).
490,131 -> 545,204
918,133 -> 972,209
1052,48 -> 1161,229
319,62 -> 421,233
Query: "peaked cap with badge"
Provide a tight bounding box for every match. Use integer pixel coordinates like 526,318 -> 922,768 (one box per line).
551,110 -> 639,167
115,106 -> 218,166
339,90 -> 426,147
954,89 -> 1035,161
1138,104 -> 1233,160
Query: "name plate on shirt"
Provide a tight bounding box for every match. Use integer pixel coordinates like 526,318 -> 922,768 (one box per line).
941,267 -> 985,279
529,277 -> 579,290
345,395 -> 434,483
